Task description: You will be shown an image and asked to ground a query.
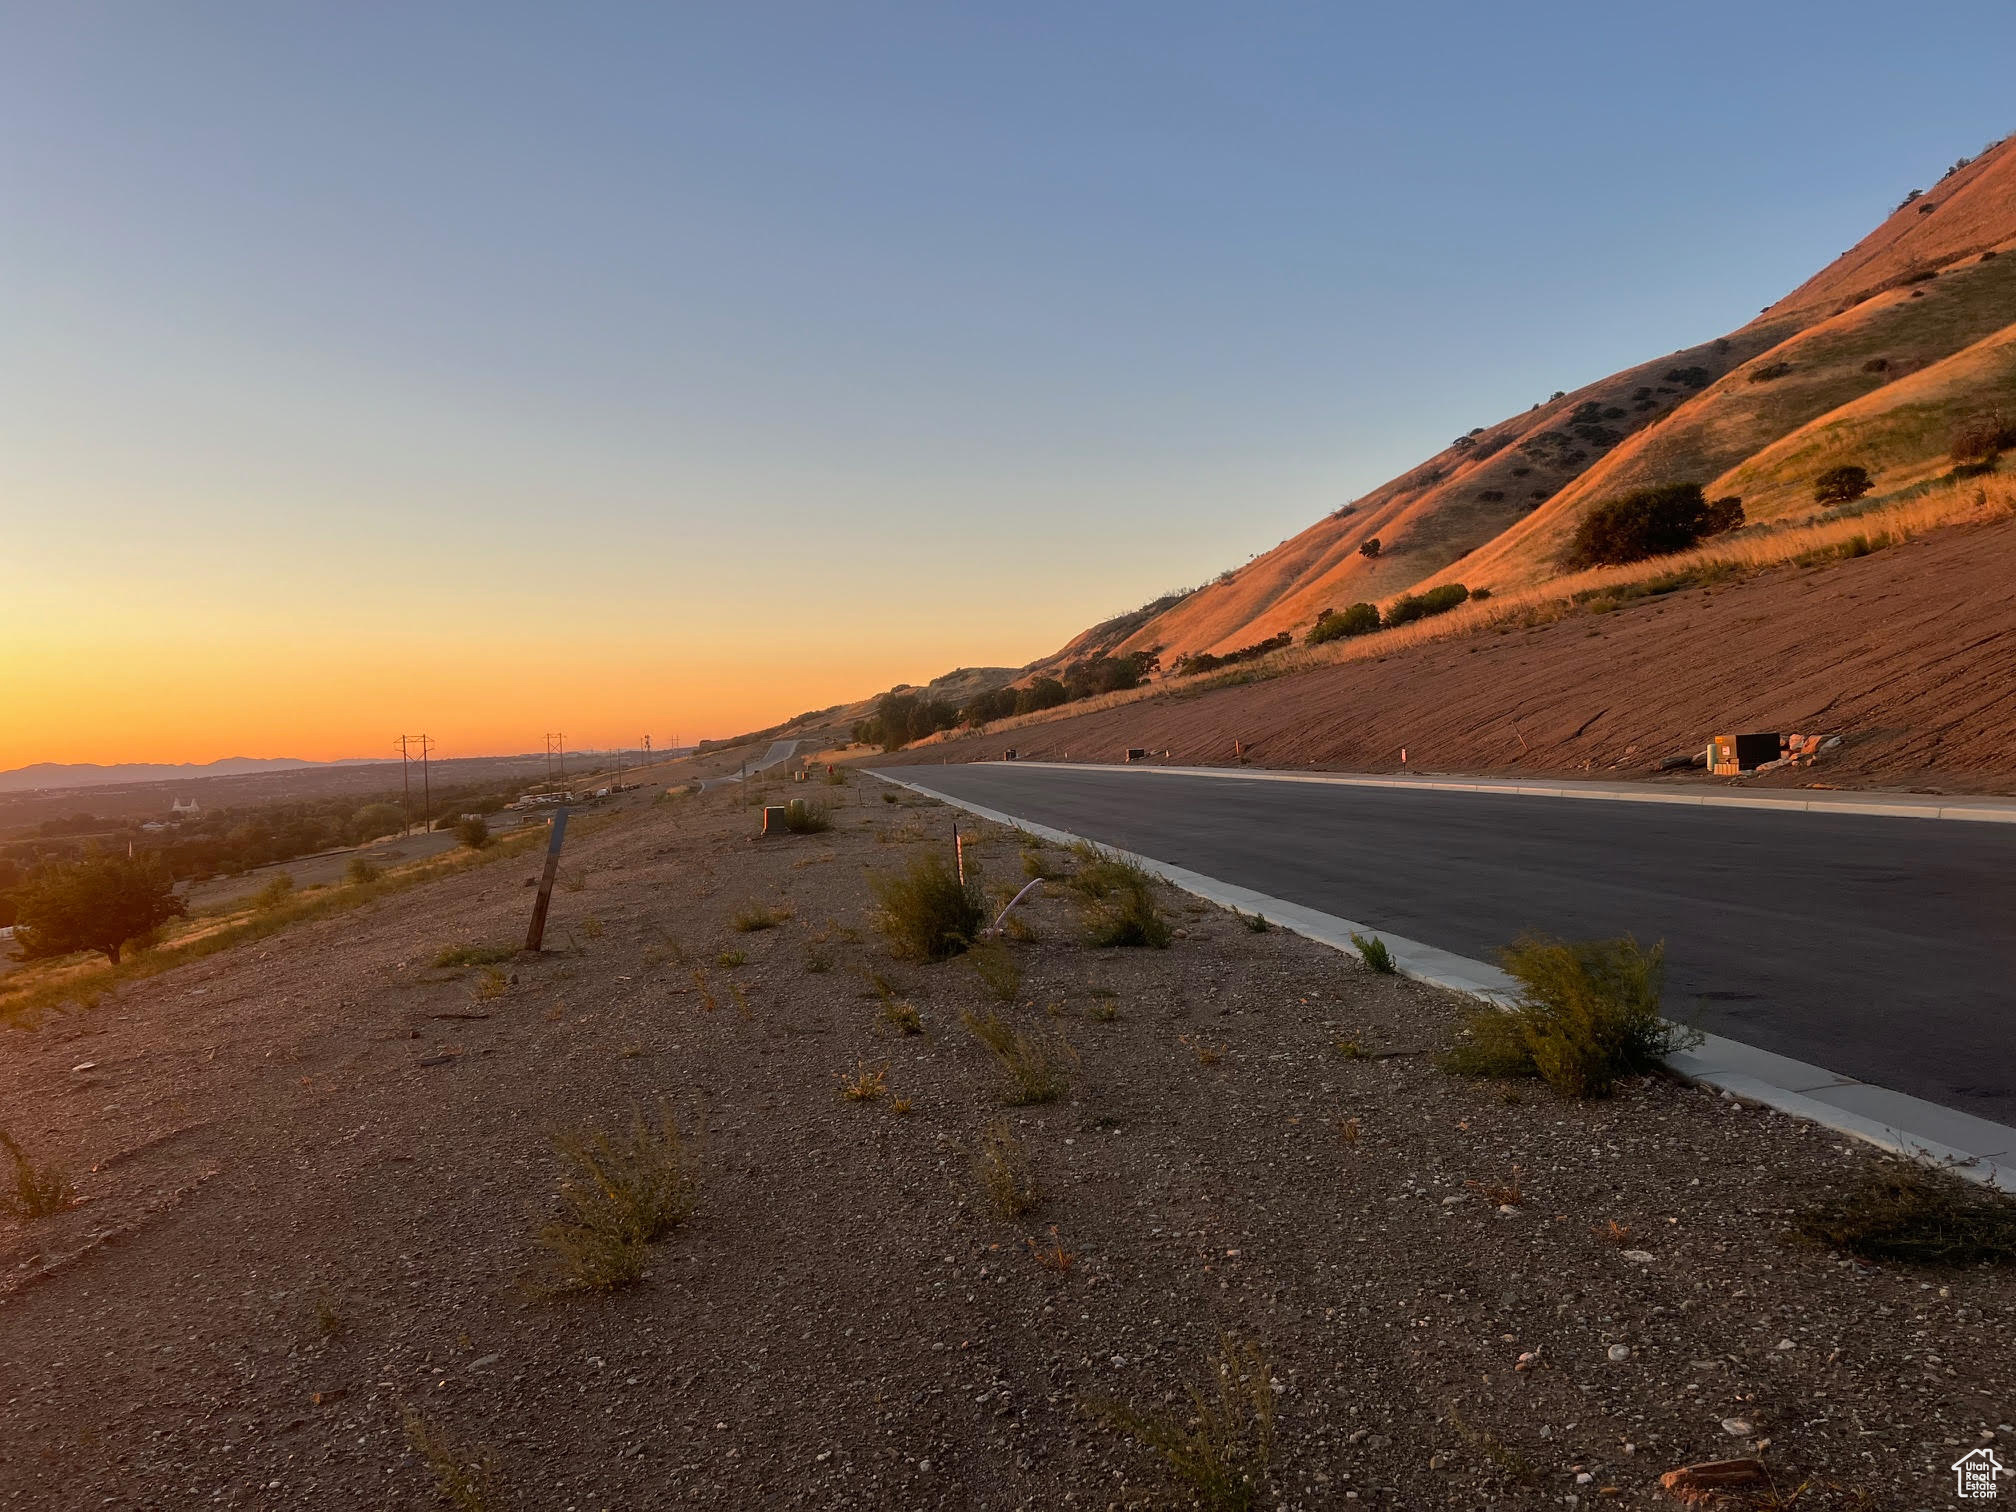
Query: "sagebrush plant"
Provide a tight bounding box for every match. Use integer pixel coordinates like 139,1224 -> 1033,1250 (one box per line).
1,1129 -> 75,1220
870,852 -> 985,961
533,1104 -> 698,1295
782,800 -> 832,834
964,1009 -> 1074,1104
1793,1159 -> 2016,1265
1439,934 -> 1696,1098
976,1119 -> 1040,1217
1088,1334 -> 1277,1511
345,856 -> 383,885
1075,857 -> 1172,949
1351,933 -> 1395,974
404,1412 -> 501,1512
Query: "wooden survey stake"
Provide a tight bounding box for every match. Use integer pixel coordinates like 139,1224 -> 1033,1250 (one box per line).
524,807 -> 570,952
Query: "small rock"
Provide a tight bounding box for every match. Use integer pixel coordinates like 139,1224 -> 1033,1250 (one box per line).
1620,1250 -> 1655,1264
1607,1344 -> 1631,1363
1774,1339 -> 1795,1351
1719,1418 -> 1753,1437
466,1354 -> 500,1371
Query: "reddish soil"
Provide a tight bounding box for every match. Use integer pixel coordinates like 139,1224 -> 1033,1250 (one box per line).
1,777 -> 2007,1509
891,516 -> 2016,794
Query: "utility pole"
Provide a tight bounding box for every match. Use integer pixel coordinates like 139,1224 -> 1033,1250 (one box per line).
642,734 -> 651,771
416,734 -> 436,828
396,736 -> 415,834
543,733 -> 565,785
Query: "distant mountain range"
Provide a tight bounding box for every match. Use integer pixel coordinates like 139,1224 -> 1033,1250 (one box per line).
0,757 -> 385,794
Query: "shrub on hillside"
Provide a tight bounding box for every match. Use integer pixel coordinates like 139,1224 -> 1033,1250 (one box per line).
1747,360 -> 1793,383
1952,412 -> 2016,474
1305,602 -> 1381,645
1814,465 -> 1874,506
1381,583 -> 1469,629
1358,537 -> 1381,558
1013,678 -> 1069,717
456,816 -> 491,850
1560,484 -> 1743,570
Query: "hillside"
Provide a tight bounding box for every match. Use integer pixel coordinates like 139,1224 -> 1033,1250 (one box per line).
1030,133 -> 2016,666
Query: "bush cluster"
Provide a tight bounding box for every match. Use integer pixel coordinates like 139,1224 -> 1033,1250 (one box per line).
870,852 -> 985,961
1952,412 -> 2016,474
1171,632 -> 1290,677
1382,582 -> 1470,629
1561,484 -> 1743,570
1305,602 -> 1381,645
1813,465 -> 1873,506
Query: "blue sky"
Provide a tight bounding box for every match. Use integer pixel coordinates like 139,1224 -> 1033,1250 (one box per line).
2,2 -> 2012,760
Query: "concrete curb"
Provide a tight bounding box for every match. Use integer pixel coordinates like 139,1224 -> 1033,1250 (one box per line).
872,768 -> 2016,1192
976,760 -> 2016,825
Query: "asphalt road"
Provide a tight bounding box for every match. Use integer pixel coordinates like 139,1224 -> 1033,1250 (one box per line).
887,763 -> 2016,1124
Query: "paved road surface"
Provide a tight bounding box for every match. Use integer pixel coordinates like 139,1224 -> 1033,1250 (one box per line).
887,763 -> 2016,1124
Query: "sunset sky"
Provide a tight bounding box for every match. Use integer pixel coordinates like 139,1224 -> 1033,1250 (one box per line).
4,3 -> 2013,769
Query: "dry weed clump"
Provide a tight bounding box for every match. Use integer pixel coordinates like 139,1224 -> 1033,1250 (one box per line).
1440,934 -> 1696,1099
1025,1225 -> 1076,1274
1088,1334 -> 1277,1511
963,1009 -> 1075,1104
1072,854 -> 1172,949
434,943 -> 515,969
1179,1033 -> 1226,1067
1,1130 -> 76,1219
975,1120 -> 1040,1218
1793,1159 -> 2016,1265
967,939 -> 1023,1001
1466,1167 -> 1526,1207
837,1059 -> 889,1102
532,1104 -> 699,1295
781,799 -> 832,834
404,1412 -> 501,1512
474,967 -> 509,1001
731,901 -> 788,932
870,852 -> 985,961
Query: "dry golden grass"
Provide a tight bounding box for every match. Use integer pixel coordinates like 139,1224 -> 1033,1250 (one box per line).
963,1009 -> 1074,1104
532,1104 -> 699,1296
975,1119 -> 1040,1218
1086,1334 -> 1277,1511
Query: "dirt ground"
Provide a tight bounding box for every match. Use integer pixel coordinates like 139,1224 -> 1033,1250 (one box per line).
0,775 -> 2008,1510
889,514 -> 2016,795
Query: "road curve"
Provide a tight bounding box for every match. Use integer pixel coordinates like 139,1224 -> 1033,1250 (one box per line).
886,762 -> 2016,1125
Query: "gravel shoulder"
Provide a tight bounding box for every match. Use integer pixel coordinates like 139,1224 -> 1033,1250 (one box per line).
0,775 -> 2006,1510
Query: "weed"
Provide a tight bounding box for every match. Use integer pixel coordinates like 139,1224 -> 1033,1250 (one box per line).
252,874 -> 297,912
1022,845 -> 1063,881
404,1412 -> 500,1512
881,791 -> 899,804
1447,1407 -> 1541,1487
1001,911 -> 1040,944
642,937 -> 688,967
1088,1334 -> 1276,1511
1793,1159 -> 2016,1265
1467,1167 -> 1525,1206
1336,1116 -> 1361,1145
824,768 -> 847,786
728,983 -> 753,1021
838,1059 -> 889,1102
964,1010 -> 1075,1104
0,1130 -> 75,1219
1439,934 -> 1696,1098
475,967 -> 509,1001
1351,933 -> 1396,973
690,967 -> 718,1013
345,857 -> 383,885
1078,858 -> 1171,949
313,1294 -> 345,1337
532,1104 -> 699,1295
1594,1219 -> 1633,1245
716,950 -> 747,968
1241,911 -> 1270,933
1180,1033 -> 1226,1067
870,852 -> 985,961
1087,997 -> 1120,1023
804,950 -> 833,974
618,1044 -> 645,1060
560,869 -> 586,893
1026,1225 -> 1076,1274
731,901 -> 787,932
976,1119 -> 1040,1217
968,939 -> 1023,1002
1333,1038 -> 1370,1060
890,1095 -> 914,1117
880,997 -> 923,1036
579,916 -> 604,941
782,799 -> 833,834
435,943 -> 516,969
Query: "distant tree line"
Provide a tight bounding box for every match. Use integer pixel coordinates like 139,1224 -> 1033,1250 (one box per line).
853,652 -> 1161,752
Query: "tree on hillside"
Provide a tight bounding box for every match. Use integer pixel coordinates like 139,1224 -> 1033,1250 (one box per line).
1561,484 -> 1744,569
1814,465 -> 1873,506
10,853 -> 187,966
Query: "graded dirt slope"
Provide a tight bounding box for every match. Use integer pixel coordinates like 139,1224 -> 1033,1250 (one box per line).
888,511 -> 2016,793
1,778 -> 2006,1509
